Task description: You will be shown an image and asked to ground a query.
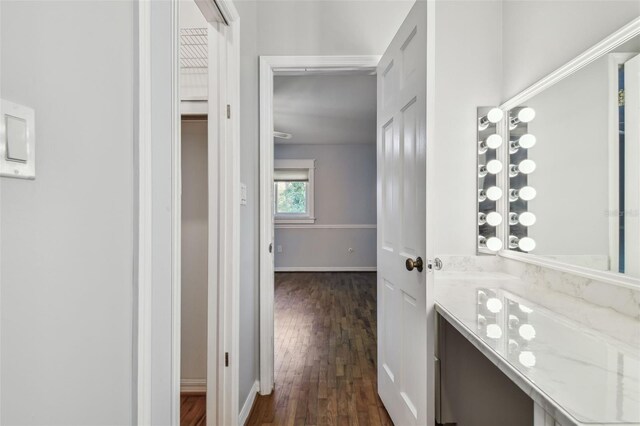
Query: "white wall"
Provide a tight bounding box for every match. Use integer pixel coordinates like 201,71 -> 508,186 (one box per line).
432,0 -> 503,256
526,57 -> 609,256
181,120 -> 208,384
1,1 -> 134,424
274,144 -> 376,270
234,0 -> 413,408
502,0 -> 640,100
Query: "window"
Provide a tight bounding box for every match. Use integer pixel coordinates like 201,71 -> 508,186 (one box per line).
274,159 -> 315,223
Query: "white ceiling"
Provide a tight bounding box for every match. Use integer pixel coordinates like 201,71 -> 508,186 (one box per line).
273,74 -> 376,145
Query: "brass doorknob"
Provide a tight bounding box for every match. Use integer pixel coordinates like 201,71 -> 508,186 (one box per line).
405,256 -> 423,272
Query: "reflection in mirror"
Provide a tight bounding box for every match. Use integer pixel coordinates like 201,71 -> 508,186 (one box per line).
507,35 -> 640,277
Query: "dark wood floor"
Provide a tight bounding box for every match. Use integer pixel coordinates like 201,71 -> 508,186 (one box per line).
181,394 -> 206,426
246,272 -> 392,426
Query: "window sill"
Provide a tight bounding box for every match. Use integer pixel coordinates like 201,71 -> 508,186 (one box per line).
274,217 -> 316,225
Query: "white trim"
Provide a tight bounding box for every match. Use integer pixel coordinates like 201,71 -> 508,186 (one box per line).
275,266 -> 377,272
170,1 -> 181,424
181,379 -> 207,394
259,55 -> 381,396
136,1 -> 152,423
238,380 -> 260,426
500,17 -> 640,110
275,223 -> 376,229
498,17 -> 640,291
205,5 -> 241,426
274,159 -> 315,169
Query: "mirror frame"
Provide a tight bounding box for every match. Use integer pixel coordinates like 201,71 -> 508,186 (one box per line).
497,16 -> 640,290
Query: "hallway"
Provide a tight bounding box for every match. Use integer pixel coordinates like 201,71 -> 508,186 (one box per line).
246,272 -> 392,425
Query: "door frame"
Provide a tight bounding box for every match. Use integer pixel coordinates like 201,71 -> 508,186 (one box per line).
258,55 -> 381,394
137,0 -> 241,424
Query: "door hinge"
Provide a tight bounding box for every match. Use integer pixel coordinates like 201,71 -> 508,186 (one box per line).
225,352 -> 229,367
226,104 -> 231,119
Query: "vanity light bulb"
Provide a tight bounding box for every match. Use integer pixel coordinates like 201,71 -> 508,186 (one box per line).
519,186 -> 537,201
486,324 -> 503,339
518,324 -> 536,341
486,212 -> 502,227
519,304 -> 533,314
478,213 -> 487,226
518,237 -> 536,252
517,107 -> 536,123
511,159 -> 536,176
485,186 -> 502,201
485,134 -> 503,149
518,351 -> 536,368
486,297 -> 503,313
479,235 -> 503,252
487,108 -> 504,123
519,134 -> 536,149
478,189 -> 487,202
519,212 -> 537,227
485,160 -> 503,175
478,108 -> 504,130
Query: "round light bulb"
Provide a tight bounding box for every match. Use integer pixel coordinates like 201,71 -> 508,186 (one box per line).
519,134 -> 536,149
519,304 -> 533,314
486,160 -> 503,175
486,212 -> 502,227
519,212 -> 536,227
517,107 -> 536,123
518,324 -> 536,341
486,237 -> 503,252
518,237 -> 536,252
478,189 -> 487,202
518,351 -> 536,367
487,108 -> 504,124
485,186 -> 502,201
486,297 -> 503,313
518,159 -> 536,174
519,186 -> 537,201
486,324 -> 502,339
485,134 -> 503,149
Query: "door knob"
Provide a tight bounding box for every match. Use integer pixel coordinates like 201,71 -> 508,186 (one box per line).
405,256 -> 423,272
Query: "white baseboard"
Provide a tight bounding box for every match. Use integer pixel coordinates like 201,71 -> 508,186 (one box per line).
180,378 -> 206,394
239,380 -> 260,425
275,266 -> 377,272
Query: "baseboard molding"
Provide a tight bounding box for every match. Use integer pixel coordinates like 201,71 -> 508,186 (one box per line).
275,266 -> 377,272
180,378 -> 206,394
239,380 -> 260,425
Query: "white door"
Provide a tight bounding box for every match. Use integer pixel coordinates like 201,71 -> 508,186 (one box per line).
377,2 -> 430,425
625,54 -> 640,277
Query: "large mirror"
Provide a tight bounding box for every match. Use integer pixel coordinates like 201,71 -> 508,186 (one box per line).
505,31 -> 640,278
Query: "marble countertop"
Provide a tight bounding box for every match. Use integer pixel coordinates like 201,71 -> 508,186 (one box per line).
435,272 -> 640,426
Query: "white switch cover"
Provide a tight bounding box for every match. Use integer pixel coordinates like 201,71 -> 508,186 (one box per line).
240,182 -> 247,205
1,99 -> 35,179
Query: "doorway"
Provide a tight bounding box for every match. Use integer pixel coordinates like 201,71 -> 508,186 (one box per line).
256,4 -> 435,420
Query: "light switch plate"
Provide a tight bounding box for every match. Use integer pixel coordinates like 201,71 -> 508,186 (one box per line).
1,99 -> 36,179
240,182 -> 247,205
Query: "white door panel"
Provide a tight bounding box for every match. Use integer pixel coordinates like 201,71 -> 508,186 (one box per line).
377,2 -> 428,425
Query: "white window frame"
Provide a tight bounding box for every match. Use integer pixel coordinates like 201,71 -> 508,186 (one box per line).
274,159 -> 316,224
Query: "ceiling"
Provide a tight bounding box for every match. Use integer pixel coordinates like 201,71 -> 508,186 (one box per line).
273,73 -> 376,145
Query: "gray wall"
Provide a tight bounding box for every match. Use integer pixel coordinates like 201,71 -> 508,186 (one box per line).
274,144 -> 376,270
0,1 -> 134,424
181,120 -> 208,383
234,0 -> 414,409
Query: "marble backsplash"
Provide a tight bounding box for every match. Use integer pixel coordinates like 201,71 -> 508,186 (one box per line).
436,255 -> 640,345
